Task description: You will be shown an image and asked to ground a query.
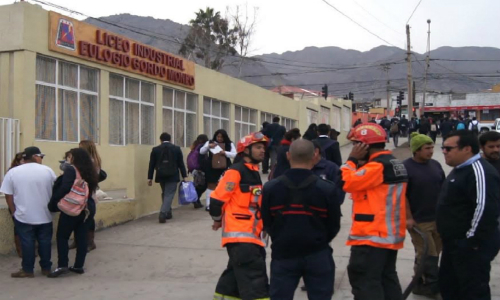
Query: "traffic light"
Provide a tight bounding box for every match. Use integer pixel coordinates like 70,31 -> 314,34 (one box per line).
397,95 -> 402,106
348,92 -> 354,100
321,85 -> 328,99
343,95 -> 349,100
352,103 -> 356,112
399,91 -> 404,101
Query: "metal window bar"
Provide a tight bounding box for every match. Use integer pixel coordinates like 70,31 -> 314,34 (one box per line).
0,118 -> 20,189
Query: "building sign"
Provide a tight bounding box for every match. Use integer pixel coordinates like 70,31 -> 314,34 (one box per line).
49,12 -> 195,89
424,105 -> 500,112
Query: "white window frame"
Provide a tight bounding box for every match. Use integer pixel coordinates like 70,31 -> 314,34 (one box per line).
320,106 -> 331,125
109,74 -> 155,145
35,56 -> 99,143
342,106 -> 351,132
203,97 -> 230,138
162,88 -> 197,147
235,106 -> 257,141
332,105 -> 341,131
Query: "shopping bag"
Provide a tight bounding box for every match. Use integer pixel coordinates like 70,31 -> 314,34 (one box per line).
178,181 -> 198,205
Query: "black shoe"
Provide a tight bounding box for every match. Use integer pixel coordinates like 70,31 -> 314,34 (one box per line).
47,267 -> 69,278
205,206 -> 210,212
262,171 -> 269,174
193,202 -> 203,209
69,267 -> 85,274
165,212 -> 173,220
159,213 -> 167,223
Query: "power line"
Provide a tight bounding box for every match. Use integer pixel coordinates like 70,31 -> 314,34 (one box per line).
431,58 -> 500,62
350,0 -> 404,36
406,0 -> 423,24
320,0 -> 399,48
433,62 -> 493,84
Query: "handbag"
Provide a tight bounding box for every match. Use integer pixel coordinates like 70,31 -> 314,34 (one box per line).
193,170 -> 206,187
57,167 -> 89,216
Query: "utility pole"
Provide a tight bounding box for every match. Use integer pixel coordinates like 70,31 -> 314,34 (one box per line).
382,64 -> 391,116
421,19 -> 432,112
406,24 -> 413,117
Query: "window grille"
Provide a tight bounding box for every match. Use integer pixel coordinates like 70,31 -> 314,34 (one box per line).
162,88 -> 197,147
235,106 -> 257,141
203,97 -> 230,139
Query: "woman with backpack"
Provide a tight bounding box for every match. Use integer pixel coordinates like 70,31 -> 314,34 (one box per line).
47,148 -> 98,278
199,129 -> 236,211
187,134 -> 209,209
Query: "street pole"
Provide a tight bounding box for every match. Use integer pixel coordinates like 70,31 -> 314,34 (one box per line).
406,25 -> 413,117
382,64 -> 391,116
421,19 -> 431,113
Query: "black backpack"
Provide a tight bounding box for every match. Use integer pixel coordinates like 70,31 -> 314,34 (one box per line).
471,122 -> 479,132
156,144 -> 178,178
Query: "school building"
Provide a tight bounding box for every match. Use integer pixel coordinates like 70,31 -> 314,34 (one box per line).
0,2 -> 352,254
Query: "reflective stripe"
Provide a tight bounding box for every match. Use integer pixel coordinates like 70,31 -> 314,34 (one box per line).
348,234 -> 405,244
385,184 -> 395,239
341,163 -> 356,171
213,293 -> 242,300
394,183 -> 404,237
222,231 -> 258,239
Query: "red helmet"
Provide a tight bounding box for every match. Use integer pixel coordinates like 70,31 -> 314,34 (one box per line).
237,132 -> 269,153
348,123 -> 387,144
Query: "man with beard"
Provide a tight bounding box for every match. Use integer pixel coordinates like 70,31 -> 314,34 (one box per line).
479,131 -> 500,174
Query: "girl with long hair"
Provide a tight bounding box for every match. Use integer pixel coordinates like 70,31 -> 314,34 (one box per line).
8,152 -> 25,257
303,123 -> 318,140
188,134 -> 209,209
77,140 -> 102,252
199,129 -> 236,211
48,148 -> 98,277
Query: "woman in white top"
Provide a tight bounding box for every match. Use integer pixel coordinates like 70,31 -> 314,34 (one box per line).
199,129 -> 236,210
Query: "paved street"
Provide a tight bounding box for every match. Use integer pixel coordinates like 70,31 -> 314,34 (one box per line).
1,137 -> 499,300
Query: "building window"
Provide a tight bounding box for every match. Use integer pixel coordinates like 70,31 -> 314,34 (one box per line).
109,74 -> 155,145
261,112 -> 279,125
282,117 -> 297,130
481,109 -> 500,121
162,88 -> 197,147
307,108 -> 318,125
235,106 -> 257,141
320,106 -> 330,124
35,56 -> 99,142
332,106 -> 341,131
203,97 -> 230,139
342,106 -> 351,131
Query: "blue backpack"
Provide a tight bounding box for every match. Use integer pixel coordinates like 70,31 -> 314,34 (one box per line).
457,122 -> 466,130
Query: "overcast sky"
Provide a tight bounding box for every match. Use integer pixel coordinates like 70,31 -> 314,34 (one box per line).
3,0 -> 500,55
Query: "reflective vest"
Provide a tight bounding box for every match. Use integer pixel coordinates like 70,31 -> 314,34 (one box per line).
341,151 -> 408,250
210,162 -> 265,247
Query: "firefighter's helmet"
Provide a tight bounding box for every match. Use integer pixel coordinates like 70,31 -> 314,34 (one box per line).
348,123 -> 387,145
237,132 -> 269,153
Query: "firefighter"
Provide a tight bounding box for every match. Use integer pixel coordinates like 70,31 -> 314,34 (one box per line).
210,132 -> 270,300
341,123 -> 408,300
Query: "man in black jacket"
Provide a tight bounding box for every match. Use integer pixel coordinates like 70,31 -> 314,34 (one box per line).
148,132 -> 187,223
437,130 -> 500,300
314,123 -> 342,166
262,139 -> 341,299
263,117 -> 287,172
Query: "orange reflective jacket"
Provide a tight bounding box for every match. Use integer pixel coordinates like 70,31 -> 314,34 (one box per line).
210,162 -> 265,247
341,151 -> 408,250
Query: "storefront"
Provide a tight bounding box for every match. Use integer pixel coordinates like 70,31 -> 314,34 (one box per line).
0,2 -> 351,254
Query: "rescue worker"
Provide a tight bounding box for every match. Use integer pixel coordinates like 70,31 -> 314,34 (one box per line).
262,139 -> 341,299
209,132 -> 270,300
341,123 -> 408,300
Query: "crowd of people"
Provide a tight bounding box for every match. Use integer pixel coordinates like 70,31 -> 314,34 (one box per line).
0,141 -> 105,278
3,113 -> 500,300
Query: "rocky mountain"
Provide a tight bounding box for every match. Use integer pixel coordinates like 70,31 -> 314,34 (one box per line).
85,15 -> 500,99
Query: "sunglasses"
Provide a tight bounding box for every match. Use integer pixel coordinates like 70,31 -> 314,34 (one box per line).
441,146 -> 459,152
35,154 -> 46,159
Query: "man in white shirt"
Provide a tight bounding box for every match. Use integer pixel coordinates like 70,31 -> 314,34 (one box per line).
0,146 -> 56,278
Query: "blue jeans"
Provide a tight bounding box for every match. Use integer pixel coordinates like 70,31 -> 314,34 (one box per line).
14,218 -> 53,273
270,248 -> 335,300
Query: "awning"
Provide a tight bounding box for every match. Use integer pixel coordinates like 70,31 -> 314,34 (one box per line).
423,105 -> 500,112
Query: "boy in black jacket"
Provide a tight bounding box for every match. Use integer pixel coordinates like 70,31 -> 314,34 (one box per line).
437,130 -> 500,300
262,139 -> 341,299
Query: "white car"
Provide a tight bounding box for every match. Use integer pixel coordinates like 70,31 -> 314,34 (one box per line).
491,118 -> 500,133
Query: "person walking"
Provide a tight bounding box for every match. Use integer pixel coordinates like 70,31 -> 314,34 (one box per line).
399,115 -> 409,137
303,123 -> 318,140
390,120 -> 400,148
47,148 -> 98,278
0,147 -> 56,278
261,122 -> 271,174
469,117 -> 480,137
314,124 -> 342,166
263,117 -> 287,171
403,133 -> 446,297
429,118 -> 439,143
187,134 -> 209,209
311,140 -> 345,204
77,140 -> 103,252
147,132 -> 188,223
380,116 -> 392,143
439,118 -> 453,139
341,124 -> 408,300
262,139 -> 341,300
8,152 -> 25,258
437,130 -> 500,300
199,129 -> 236,211
272,128 -> 301,178
209,132 -> 270,300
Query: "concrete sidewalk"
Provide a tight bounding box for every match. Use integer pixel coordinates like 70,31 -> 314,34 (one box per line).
1,139 -> 499,299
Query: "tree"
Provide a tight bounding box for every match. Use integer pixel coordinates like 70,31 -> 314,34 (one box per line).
179,7 -> 238,71
227,5 -> 259,77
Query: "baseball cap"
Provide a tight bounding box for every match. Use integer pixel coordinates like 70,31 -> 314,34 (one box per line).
22,146 -> 45,159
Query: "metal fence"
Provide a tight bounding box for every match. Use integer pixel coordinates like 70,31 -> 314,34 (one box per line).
0,118 -> 21,187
